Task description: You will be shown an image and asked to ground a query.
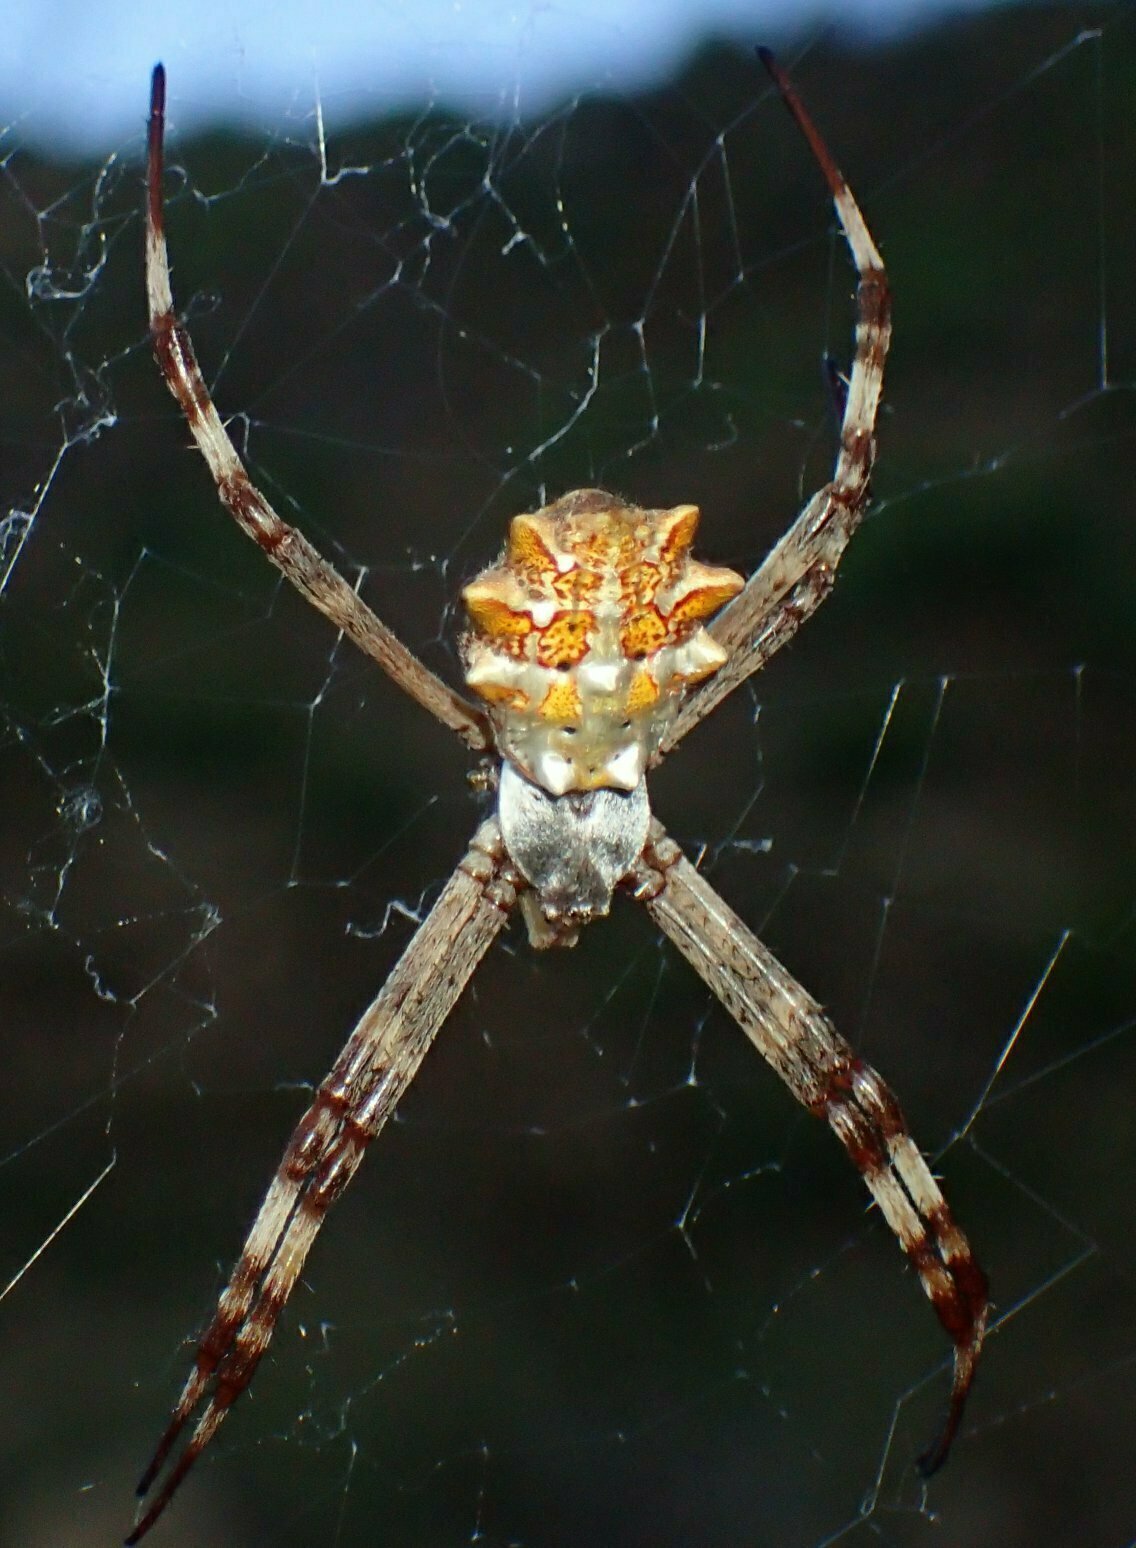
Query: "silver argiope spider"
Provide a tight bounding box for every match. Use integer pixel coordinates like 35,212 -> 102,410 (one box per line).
129,53 -> 988,1542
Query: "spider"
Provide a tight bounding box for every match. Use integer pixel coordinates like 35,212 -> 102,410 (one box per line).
129,53 -> 988,1542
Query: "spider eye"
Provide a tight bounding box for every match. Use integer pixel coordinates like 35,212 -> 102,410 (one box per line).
562,725 -> 577,736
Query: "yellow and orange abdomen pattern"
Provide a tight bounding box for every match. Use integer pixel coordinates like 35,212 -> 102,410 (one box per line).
460,489 -> 744,795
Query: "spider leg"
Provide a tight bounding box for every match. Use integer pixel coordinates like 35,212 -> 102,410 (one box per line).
145,65 -> 490,752
629,823 -> 988,1471
658,50 -> 891,760
127,822 -> 517,1544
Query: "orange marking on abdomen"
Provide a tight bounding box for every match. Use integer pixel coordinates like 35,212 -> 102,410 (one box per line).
620,608 -> 667,659
536,610 -> 593,668
464,594 -> 533,652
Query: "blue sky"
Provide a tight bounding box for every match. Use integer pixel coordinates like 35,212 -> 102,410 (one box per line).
8,0 -> 1007,154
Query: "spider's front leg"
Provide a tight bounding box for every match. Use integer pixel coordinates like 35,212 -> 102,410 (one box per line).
145,64 -> 490,752
630,824 -> 988,1472
659,48 -> 892,760
127,823 -> 518,1544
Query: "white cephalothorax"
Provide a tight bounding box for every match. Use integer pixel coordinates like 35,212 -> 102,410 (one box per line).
129,53 -> 987,1544
495,759 -> 651,945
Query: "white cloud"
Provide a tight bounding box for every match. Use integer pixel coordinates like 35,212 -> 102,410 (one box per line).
6,0 -> 1004,155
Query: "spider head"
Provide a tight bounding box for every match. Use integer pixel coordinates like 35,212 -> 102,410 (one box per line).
460,490 -> 743,796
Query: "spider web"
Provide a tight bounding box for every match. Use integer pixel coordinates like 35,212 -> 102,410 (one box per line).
3,7 -> 1136,1546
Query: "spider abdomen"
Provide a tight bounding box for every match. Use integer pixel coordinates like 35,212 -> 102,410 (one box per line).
460,489 -> 743,796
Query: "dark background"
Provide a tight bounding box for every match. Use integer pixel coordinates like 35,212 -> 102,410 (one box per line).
2,6 -> 1135,1545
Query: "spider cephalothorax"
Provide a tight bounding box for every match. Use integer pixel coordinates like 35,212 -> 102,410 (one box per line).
128,53 -> 987,1545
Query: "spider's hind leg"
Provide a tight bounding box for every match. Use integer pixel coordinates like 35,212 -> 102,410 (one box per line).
831,1061 -> 989,1471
